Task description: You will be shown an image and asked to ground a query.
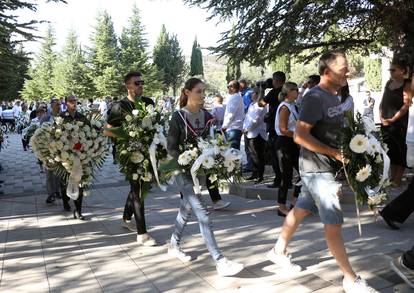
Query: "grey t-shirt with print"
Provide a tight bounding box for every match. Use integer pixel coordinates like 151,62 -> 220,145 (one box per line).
182,107 -> 205,135
298,86 -> 343,173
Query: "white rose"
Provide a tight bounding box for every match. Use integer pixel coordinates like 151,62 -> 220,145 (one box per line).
142,116 -> 153,129
55,129 -> 62,137
129,131 -> 136,137
132,109 -> 139,116
349,134 -> 368,154
125,115 -> 132,122
132,173 -> 139,181
120,150 -> 128,155
130,151 -> 144,163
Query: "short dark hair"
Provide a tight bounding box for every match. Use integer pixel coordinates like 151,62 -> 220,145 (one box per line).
272,71 -> 286,83
392,57 -> 408,74
124,71 -> 142,84
239,79 -> 247,85
318,51 -> 346,75
308,75 -> 321,85
65,95 -> 76,102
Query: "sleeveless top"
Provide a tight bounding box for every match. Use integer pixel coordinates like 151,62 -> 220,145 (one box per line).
275,101 -> 298,136
380,80 -> 408,128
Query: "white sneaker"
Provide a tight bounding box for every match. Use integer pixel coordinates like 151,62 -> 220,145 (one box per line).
167,246 -> 191,263
121,219 -> 136,232
343,276 -> 378,293
266,248 -> 302,272
137,233 -> 157,246
213,200 -> 230,210
216,257 -> 244,276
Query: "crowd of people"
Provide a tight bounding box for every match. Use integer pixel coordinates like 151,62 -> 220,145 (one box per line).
0,51 -> 413,290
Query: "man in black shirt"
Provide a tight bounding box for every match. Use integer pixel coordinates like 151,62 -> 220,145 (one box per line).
263,71 -> 285,188
60,95 -> 90,220
105,71 -> 156,246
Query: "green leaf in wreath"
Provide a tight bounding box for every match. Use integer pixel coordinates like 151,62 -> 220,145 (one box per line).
104,127 -> 128,139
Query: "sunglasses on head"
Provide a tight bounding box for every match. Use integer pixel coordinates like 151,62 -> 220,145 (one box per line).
133,80 -> 145,86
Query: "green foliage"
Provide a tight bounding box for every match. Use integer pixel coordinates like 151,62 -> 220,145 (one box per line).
119,4 -> 161,96
364,58 -> 382,92
153,25 -> 187,96
184,0 -> 414,68
0,0 -> 66,55
0,28 -> 29,100
52,29 -> 94,100
271,55 -> 291,78
89,11 -> 120,97
21,26 -> 57,101
190,37 -> 204,76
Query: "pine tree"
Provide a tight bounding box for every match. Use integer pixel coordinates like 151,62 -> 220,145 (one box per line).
52,29 -> 94,99
190,37 -> 204,76
153,25 -> 186,95
0,27 -> 29,101
225,26 -> 241,83
119,4 -> 161,96
89,11 -> 120,98
21,25 -> 57,101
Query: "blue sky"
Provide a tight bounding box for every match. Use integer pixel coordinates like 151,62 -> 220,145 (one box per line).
16,0 -> 231,56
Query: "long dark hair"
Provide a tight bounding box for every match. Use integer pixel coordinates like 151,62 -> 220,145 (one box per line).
179,78 -> 203,108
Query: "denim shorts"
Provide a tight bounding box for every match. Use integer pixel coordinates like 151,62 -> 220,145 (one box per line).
295,172 -> 343,225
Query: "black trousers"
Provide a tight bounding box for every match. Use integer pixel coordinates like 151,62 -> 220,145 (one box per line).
381,176 -> 414,224
247,135 -> 266,178
21,138 -> 29,150
268,133 -> 281,184
123,180 -> 147,235
206,177 -> 221,202
61,182 -> 84,213
276,136 -> 301,204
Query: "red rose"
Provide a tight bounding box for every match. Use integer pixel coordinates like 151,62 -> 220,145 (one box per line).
73,142 -> 82,151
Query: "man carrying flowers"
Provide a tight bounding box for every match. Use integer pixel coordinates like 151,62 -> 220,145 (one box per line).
60,95 -> 91,221
266,52 -> 378,293
105,71 -> 156,246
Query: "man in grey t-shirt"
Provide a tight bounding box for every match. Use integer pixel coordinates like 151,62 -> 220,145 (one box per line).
266,52 -> 378,293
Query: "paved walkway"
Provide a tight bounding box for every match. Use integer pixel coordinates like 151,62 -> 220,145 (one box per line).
0,133 -> 413,292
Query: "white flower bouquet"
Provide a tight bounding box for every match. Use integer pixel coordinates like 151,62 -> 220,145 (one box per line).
31,115 -> 108,199
105,98 -> 171,200
342,112 -> 389,209
176,134 -> 242,193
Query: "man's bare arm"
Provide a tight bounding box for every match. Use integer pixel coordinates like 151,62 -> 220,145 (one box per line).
294,120 -> 342,162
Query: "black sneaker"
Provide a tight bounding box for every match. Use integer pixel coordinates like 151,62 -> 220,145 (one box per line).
46,194 -> 56,204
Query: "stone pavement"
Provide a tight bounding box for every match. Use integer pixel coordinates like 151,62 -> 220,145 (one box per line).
1,133 -> 414,292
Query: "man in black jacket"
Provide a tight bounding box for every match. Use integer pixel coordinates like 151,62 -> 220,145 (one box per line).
263,71 -> 285,188
105,71 -> 156,246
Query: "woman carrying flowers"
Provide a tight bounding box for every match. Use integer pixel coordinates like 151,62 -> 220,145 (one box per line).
166,78 -> 244,277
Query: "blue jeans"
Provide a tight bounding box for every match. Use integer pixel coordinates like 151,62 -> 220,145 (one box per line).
171,175 -> 223,262
225,129 -> 242,150
295,172 -> 343,225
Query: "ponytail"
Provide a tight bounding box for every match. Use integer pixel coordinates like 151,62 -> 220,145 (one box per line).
179,89 -> 188,108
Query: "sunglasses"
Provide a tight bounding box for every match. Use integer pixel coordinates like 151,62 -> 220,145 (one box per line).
133,80 -> 145,86
389,69 -> 396,72
227,85 -> 234,89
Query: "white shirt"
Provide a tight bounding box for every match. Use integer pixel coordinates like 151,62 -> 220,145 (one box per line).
99,101 -> 108,116
12,105 -> 21,118
243,102 -> 268,140
222,92 -> 245,131
275,101 -> 298,136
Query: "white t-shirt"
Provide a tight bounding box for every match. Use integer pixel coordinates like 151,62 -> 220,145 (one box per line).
406,103 -> 414,167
